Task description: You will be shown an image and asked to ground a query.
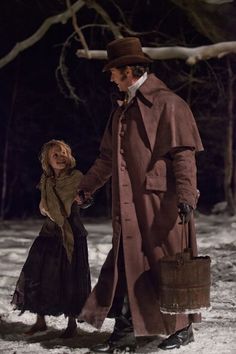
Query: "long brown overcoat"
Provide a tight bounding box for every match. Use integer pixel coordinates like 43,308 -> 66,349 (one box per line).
78,74 -> 204,336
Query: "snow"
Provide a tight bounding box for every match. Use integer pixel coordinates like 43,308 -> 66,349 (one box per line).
0,213 -> 236,353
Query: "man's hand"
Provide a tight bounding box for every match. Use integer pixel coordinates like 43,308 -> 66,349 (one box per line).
178,203 -> 193,224
75,190 -> 94,209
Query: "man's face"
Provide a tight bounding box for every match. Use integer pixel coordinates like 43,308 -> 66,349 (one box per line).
110,67 -> 133,92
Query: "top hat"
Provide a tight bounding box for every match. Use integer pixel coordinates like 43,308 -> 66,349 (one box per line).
103,37 -> 152,72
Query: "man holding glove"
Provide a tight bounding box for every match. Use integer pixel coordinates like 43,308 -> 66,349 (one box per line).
76,37 -> 203,352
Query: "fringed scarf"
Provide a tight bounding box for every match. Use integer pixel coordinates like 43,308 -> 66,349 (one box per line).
39,169 -> 83,263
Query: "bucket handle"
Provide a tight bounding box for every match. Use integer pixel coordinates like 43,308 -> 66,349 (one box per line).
181,215 -> 191,252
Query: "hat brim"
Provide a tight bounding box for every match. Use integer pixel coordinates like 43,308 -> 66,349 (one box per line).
103,54 -> 152,72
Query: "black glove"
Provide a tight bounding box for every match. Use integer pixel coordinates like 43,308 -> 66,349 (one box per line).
178,202 -> 193,224
78,190 -> 94,209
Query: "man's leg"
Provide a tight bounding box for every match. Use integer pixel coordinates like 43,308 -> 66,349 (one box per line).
91,241 -> 136,353
92,295 -> 136,353
109,295 -> 136,344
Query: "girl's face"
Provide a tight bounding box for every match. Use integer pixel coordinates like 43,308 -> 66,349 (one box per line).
48,145 -> 68,176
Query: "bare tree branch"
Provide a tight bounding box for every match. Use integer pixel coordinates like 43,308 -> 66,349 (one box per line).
56,32 -> 83,103
0,0 -> 85,69
84,0 -> 123,39
66,0 -> 91,58
0,0 -> 124,70
117,23 -> 156,37
171,0 -> 236,43
77,41 -> 236,64
1,0 -> 235,70
107,0 -> 129,27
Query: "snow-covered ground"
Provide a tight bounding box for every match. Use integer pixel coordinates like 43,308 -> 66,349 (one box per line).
0,213 -> 236,354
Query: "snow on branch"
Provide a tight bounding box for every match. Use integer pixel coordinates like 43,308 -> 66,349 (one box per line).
0,0 -> 85,69
76,41 -> 236,65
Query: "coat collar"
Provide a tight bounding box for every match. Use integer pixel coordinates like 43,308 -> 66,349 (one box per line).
137,73 -> 168,106
116,74 -> 168,107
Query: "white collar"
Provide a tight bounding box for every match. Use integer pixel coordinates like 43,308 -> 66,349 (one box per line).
127,72 -> 147,102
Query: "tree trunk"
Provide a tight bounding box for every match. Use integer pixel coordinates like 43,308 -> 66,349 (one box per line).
224,58 -> 236,215
0,63 -> 19,220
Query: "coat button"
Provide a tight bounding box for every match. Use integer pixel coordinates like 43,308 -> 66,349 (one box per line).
120,131 -> 125,136
120,148 -> 124,154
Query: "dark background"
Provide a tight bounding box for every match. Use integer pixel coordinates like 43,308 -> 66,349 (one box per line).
0,0 -> 235,218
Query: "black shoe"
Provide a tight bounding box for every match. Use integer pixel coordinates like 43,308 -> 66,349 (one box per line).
91,315 -> 136,353
158,324 -> 194,350
110,314 -> 133,340
91,340 -> 136,353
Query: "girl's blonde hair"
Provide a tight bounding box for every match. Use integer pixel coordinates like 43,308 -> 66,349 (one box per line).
39,139 -> 76,176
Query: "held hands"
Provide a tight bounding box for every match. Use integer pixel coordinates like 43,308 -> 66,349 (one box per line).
178,202 -> 193,224
75,190 -> 94,209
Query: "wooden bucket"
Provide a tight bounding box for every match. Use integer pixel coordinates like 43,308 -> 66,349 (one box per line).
159,249 -> 211,314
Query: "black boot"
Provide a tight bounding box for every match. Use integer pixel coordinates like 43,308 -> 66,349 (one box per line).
91,315 -> 136,353
158,324 -> 194,350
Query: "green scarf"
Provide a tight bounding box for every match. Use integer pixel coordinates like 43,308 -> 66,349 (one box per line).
39,169 -> 83,263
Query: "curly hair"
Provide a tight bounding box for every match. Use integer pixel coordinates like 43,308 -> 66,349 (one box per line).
39,139 -> 76,176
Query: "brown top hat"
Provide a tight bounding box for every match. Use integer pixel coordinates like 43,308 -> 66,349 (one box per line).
103,37 -> 152,72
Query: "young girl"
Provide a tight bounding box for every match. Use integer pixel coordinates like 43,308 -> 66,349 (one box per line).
11,139 -> 91,338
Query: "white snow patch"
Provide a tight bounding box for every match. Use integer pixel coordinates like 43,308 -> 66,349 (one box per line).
0,214 -> 236,353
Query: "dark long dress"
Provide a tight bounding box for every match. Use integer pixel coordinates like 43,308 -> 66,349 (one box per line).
11,203 -> 91,316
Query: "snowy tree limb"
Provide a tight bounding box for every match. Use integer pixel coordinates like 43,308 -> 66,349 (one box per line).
76,41 -> 236,65
1,0 -> 235,70
0,0 -> 86,69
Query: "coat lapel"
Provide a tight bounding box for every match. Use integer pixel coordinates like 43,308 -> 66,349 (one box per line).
136,91 -> 156,152
135,74 -> 169,153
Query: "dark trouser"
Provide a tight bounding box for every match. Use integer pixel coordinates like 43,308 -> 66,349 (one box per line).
109,239 -> 134,342
91,244 -> 136,354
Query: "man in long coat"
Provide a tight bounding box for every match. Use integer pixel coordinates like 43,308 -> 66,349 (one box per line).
76,37 -> 204,352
